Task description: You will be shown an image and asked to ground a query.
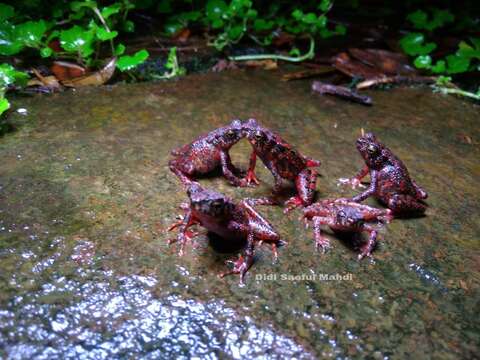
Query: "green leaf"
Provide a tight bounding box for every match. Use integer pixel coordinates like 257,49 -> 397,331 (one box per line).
123,20 -> 135,32
318,0 -> 332,12
407,8 -> 454,31
431,60 -> 446,73
211,18 -> 224,29
157,0 -> 173,13
335,24 -> 347,35
407,10 -> 428,29
70,1 -> 97,12
292,9 -> 303,20
0,24 -> 24,55
0,3 -> 15,22
164,21 -> 183,35
446,54 -> 471,74
114,43 -> 126,56
0,63 -> 29,88
0,97 -> 9,116
303,13 -> 317,24
435,75 -> 451,86
227,25 -> 244,40
253,19 -> 274,31
289,47 -> 300,57
15,20 -> 48,48
178,11 -> 202,22
101,4 -> 121,19
457,40 -> 480,60
59,25 -> 95,59
399,32 -> 436,56
430,9 -> 454,31
413,55 -> 432,68
470,37 -> 480,51
40,47 -> 53,58
117,49 -> 149,71
206,0 -> 227,20
246,9 -> 257,19
96,27 -> 118,41
316,14 -> 327,28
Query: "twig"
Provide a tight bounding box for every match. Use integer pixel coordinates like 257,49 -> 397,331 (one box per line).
433,86 -> 480,101
228,37 -> 315,63
356,75 -> 436,90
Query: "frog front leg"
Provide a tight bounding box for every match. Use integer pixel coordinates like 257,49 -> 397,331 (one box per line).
351,170 -> 378,202
338,165 -> 369,189
358,226 -> 378,260
243,150 -> 260,186
284,168 -> 317,213
167,209 -> 199,256
219,232 -> 255,284
312,216 -> 331,252
220,150 -> 249,187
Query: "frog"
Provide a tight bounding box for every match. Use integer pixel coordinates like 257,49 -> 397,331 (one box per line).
168,182 -> 282,284
302,198 -> 393,259
168,119 -> 259,188
241,118 -> 321,213
338,132 -> 428,215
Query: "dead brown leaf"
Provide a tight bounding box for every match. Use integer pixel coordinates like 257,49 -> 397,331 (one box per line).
62,57 -> 116,87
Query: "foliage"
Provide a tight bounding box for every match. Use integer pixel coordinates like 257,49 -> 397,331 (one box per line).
158,0 -> 346,51
433,76 -> 480,101
400,7 -> 479,76
0,64 -> 28,110
151,47 -> 186,79
0,64 -> 28,129
0,1 -> 148,70
117,49 -> 150,71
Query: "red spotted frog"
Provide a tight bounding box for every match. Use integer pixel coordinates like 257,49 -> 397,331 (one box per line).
169,120 -> 259,187
339,132 -> 428,215
242,119 -> 321,213
303,199 -> 393,259
168,182 -> 282,284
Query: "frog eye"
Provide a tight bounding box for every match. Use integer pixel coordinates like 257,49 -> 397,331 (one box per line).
254,130 -> 265,140
367,144 -> 377,154
211,200 -> 223,208
337,210 -> 346,219
225,129 -> 236,138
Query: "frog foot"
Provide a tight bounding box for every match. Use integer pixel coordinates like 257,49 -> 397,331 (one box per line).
337,177 -> 366,190
284,197 -> 304,214
219,255 -> 250,284
315,237 -> 331,253
245,170 -> 260,186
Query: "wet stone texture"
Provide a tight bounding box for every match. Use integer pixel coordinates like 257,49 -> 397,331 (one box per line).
0,70 -> 479,359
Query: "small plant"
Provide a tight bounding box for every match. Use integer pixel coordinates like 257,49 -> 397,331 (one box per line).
400,8 -> 479,76
0,64 -> 28,131
0,1 -> 149,70
151,47 -> 186,79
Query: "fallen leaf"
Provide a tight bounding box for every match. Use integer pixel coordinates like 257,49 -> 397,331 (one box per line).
28,68 -> 62,91
282,65 -> 335,81
51,61 -> 86,81
62,57 -> 116,87
173,28 -> 191,43
348,48 -> 415,75
244,59 -> 278,70
211,59 -> 238,72
333,52 -> 380,79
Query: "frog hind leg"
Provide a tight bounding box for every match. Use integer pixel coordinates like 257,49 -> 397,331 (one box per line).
412,180 -> 428,200
284,168 -> 317,213
387,194 -> 427,216
169,158 -> 195,186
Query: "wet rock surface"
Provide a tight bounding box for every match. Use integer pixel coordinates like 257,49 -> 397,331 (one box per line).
0,70 -> 479,359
